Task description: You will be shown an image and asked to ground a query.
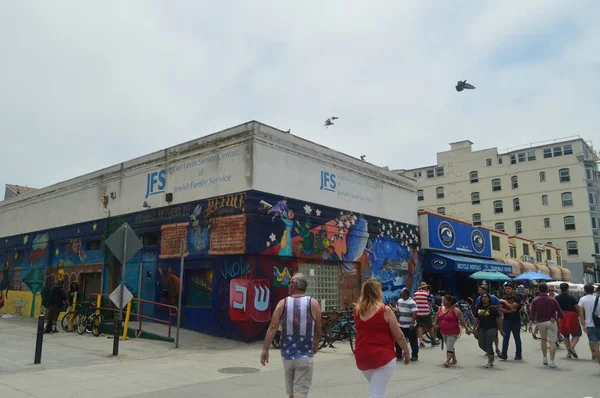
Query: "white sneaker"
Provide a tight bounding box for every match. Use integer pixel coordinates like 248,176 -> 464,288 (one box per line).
542,357 -> 548,365
549,361 -> 557,368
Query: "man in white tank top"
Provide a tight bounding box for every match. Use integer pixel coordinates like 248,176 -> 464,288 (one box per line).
261,273 -> 322,398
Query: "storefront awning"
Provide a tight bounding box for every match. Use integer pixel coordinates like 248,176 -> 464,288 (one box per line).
534,263 -> 551,276
519,261 -> 537,273
560,267 -> 572,281
496,258 -> 521,277
548,266 -> 562,280
423,251 -> 513,274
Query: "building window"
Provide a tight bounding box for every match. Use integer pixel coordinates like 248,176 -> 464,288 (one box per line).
557,256 -> 562,266
498,157 -> 503,164
591,216 -> 597,230
546,249 -> 552,260
561,192 -> 573,206
559,168 -> 570,182
515,220 -> 523,234
486,158 -> 492,167
509,246 -> 517,258
523,244 -> 530,256
427,169 -> 434,178
299,263 -> 339,311
495,222 -> 505,232
566,241 -> 578,256
494,200 -> 504,213
542,195 -> 549,205
595,242 -> 600,254
543,148 -> 552,158
470,171 -> 479,183
536,252 -> 543,263
413,172 -> 418,178
417,190 -> 424,201
492,179 -> 501,191
539,171 -> 546,182
527,151 -> 536,161
436,167 -> 444,177
492,236 -> 501,251
563,144 -> 573,155
471,192 -> 480,205
437,207 -> 446,215
544,218 -> 551,228
564,216 -> 576,230
513,198 -> 520,211
511,154 -> 517,164
586,168 -> 593,180
511,175 -> 518,189
518,153 -> 526,163
436,187 -> 444,199
472,213 -> 482,226
142,234 -> 159,246
553,146 -> 563,157
590,193 -> 596,205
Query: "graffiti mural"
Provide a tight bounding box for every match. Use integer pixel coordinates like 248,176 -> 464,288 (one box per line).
273,266 -> 292,288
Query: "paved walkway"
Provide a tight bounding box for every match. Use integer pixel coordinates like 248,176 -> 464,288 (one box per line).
1,315 -> 598,397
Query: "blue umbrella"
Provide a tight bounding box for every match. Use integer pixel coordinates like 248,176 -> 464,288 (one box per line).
468,271 -> 512,282
513,271 -> 554,282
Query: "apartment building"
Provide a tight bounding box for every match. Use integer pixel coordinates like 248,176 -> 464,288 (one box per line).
396,137 -> 600,283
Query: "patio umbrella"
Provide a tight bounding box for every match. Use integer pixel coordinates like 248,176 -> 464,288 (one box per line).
468,271 -> 512,282
513,271 -> 554,282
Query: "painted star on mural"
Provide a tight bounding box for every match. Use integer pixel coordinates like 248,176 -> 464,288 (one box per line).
303,204 -> 313,215
315,209 -> 321,216
269,233 -> 276,242
266,241 -> 271,247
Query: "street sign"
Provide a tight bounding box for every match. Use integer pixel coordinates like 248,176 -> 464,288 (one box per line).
105,222 -> 143,265
109,284 -> 133,310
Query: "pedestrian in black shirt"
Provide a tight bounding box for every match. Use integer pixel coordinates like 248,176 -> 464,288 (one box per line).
44,280 -> 67,333
474,294 -> 505,368
499,283 -> 523,360
556,283 -> 581,358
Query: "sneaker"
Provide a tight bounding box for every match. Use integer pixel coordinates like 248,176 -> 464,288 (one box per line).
499,353 -> 508,360
514,355 -> 522,360
567,351 -> 572,359
549,361 -> 557,368
543,357 -> 548,366
495,349 -> 502,356
485,362 -> 493,368
410,357 -> 418,362
570,348 -> 578,359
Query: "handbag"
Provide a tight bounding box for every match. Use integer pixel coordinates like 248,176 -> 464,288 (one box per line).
593,296 -> 600,329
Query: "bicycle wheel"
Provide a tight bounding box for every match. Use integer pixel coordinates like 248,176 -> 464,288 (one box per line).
77,314 -> 89,335
347,324 -> 356,354
61,312 -> 78,332
520,312 -> 528,332
92,314 -> 104,337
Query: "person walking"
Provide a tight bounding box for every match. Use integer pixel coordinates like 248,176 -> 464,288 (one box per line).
396,288 -> 419,361
414,282 -> 439,347
44,279 -> 67,333
474,293 -> 504,368
528,283 -> 563,368
434,295 -> 470,367
354,278 -> 410,398
260,273 -> 322,398
499,283 -> 523,360
475,285 -> 502,356
578,283 -> 600,370
556,282 -> 581,359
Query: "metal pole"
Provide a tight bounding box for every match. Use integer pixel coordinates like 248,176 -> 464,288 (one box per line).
176,239 -> 184,348
33,313 -> 45,364
113,227 -> 128,356
137,252 -> 143,322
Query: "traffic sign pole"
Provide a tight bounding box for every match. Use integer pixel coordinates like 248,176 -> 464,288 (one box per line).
113,227 -> 128,356
176,239 -> 184,349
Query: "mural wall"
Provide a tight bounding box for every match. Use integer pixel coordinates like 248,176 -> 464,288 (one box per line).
0,189 -> 421,342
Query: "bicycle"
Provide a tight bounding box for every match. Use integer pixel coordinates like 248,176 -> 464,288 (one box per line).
319,308 -> 356,353
77,306 -> 104,337
61,303 -> 84,332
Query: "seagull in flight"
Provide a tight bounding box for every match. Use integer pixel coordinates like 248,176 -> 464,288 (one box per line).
456,80 -> 476,92
324,116 -> 339,128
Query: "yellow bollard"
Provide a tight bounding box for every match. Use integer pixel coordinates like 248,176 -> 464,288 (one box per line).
121,301 -> 132,342
68,293 -> 78,332
95,294 -> 102,317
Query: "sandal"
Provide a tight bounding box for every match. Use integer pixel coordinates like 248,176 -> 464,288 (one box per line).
443,362 -> 451,368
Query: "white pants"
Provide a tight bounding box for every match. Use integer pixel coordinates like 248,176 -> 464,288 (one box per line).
360,358 -> 396,398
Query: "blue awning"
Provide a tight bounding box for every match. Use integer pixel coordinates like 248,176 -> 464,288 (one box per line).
423,251 -> 513,274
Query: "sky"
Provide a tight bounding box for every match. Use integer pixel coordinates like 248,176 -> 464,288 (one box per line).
1,0 -> 599,192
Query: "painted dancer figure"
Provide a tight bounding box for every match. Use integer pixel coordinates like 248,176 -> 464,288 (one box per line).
267,198 -> 289,221
261,273 -> 322,398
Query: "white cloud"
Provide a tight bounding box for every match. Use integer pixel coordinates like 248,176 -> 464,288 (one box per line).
0,0 -> 598,191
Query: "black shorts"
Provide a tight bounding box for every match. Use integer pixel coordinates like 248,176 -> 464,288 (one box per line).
417,315 -> 432,330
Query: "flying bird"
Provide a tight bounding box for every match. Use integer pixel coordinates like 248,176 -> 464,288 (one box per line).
456,80 -> 476,92
324,116 -> 339,128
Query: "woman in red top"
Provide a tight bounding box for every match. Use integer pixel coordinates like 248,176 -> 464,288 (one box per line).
433,295 -> 470,367
354,279 -> 410,398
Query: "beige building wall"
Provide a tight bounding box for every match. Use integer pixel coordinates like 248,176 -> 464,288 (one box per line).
397,137 -> 599,281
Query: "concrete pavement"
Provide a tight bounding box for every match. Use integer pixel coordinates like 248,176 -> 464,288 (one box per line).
1,315 -> 598,397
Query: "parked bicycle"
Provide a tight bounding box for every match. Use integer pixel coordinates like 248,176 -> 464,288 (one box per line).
77,305 -> 104,337
61,303 -> 84,332
319,308 -> 356,353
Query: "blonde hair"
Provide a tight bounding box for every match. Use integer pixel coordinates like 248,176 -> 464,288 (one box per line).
355,278 -> 384,317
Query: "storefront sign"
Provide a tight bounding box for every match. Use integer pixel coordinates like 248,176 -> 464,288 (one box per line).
424,251 -> 512,274
427,214 -> 491,257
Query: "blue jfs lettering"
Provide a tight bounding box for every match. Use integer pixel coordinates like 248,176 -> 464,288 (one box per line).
320,171 -> 336,192
145,170 -> 166,198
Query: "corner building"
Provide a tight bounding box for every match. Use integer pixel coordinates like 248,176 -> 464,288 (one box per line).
0,121 -> 419,341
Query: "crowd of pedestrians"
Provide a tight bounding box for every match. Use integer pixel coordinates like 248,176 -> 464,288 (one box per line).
261,274 -> 600,398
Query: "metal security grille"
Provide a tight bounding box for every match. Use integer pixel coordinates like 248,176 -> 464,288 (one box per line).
298,263 -> 339,311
